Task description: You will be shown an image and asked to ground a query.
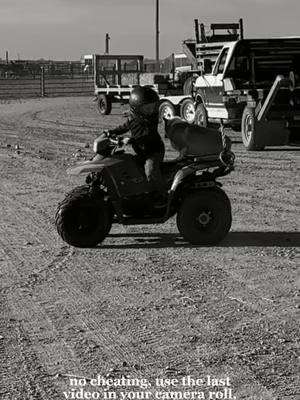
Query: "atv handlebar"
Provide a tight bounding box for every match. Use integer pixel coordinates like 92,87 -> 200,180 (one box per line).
103,131 -> 127,147
109,136 -> 123,147
93,132 -> 129,155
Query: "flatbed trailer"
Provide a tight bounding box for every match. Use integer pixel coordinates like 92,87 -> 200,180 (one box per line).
91,53 -> 195,121
158,95 -> 195,123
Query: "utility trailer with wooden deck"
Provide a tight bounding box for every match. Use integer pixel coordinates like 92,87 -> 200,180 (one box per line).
91,54 -> 144,115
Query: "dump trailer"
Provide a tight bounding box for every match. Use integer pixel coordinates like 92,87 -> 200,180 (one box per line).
160,19 -> 245,123
193,37 -> 300,149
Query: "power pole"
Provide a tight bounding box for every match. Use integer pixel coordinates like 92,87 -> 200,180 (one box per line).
105,33 -> 110,54
155,0 -> 160,72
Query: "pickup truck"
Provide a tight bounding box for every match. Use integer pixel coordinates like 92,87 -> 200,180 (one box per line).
194,38 -> 300,150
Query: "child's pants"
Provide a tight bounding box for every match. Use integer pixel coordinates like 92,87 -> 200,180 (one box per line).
144,151 -> 165,193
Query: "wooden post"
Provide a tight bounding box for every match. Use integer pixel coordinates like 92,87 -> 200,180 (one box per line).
200,24 -> 207,42
117,58 -> 122,85
172,53 -> 175,81
69,62 -> 73,78
194,19 -> 200,44
40,67 -> 45,97
239,18 -> 244,39
112,64 -> 116,85
105,33 -> 110,54
156,0 -> 160,72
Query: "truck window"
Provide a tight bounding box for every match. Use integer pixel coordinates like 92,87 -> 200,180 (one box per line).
215,48 -> 229,74
227,55 -> 251,81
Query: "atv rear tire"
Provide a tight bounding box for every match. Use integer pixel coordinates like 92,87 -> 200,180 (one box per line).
176,188 -> 232,245
55,185 -> 112,247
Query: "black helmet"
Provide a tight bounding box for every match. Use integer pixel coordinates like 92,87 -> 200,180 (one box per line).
129,86 -> 160,117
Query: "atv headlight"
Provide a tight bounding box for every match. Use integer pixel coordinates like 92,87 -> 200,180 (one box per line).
93,138 -> 99,153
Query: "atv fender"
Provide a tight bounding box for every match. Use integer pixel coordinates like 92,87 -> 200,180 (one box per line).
67,154 -> 105,176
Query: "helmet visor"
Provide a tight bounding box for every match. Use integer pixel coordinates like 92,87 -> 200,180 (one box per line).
139,102 -> 159,116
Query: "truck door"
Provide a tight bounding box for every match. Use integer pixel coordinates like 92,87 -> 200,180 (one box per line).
201,47 -> 229,119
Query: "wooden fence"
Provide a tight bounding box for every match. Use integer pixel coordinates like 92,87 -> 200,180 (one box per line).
0,75 -> 94,99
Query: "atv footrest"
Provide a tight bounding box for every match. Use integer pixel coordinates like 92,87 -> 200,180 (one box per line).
120,216 -> 168,225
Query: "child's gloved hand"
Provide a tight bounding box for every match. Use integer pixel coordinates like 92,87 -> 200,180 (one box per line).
103,130 -> 111,137
122,137 -> 131,145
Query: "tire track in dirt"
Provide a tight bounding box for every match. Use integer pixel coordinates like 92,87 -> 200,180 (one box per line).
0,175 -> 90,396
139,247 -> 299,397
65,245 -> 274,393
0,250 -> 64,400
31,110 -> 100,131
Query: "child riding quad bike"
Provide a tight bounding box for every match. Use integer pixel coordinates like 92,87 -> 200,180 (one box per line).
55,87 -> 235,247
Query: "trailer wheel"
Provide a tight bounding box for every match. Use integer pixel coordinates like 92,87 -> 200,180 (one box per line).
97,94 -> 112,115
241,107 -> 264,150
194,103 -> 208,127
159,101 -> 177,121
180,98 -> 195,124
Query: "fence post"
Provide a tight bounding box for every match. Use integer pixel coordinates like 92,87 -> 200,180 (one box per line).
40,67 -> 45,97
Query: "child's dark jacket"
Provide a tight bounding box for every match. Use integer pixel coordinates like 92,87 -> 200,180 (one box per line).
108,113 -> 165,158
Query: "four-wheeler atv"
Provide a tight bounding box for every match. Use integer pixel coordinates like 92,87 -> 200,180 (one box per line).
55,130 -> 235,247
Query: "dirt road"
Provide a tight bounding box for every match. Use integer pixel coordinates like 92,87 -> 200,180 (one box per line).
0,97 -> 299,400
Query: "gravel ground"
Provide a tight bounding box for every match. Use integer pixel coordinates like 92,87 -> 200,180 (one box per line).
0,97 -> 299,400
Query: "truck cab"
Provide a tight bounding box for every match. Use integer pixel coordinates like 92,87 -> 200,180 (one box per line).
194,43 -> 238,122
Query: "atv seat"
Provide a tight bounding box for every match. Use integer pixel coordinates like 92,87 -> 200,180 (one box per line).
160,153 -> 223,174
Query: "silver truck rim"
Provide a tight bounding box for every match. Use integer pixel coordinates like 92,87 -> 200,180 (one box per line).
244,114 -> 254,144
162,105 -> 175,119
183,103 -> 195,122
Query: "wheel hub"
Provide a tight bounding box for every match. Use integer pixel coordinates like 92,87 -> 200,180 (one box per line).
185,104 -> 195,122
197,111 -> 205,126
244,115 -> 253,142
196,211 -> 212,226
163,107 -> 173,119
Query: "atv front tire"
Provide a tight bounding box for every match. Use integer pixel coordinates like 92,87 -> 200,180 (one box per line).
55,185 -> 112,247
176,188 -> 232,245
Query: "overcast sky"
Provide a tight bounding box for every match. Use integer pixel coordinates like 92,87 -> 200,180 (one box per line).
1,0 -> 300,61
